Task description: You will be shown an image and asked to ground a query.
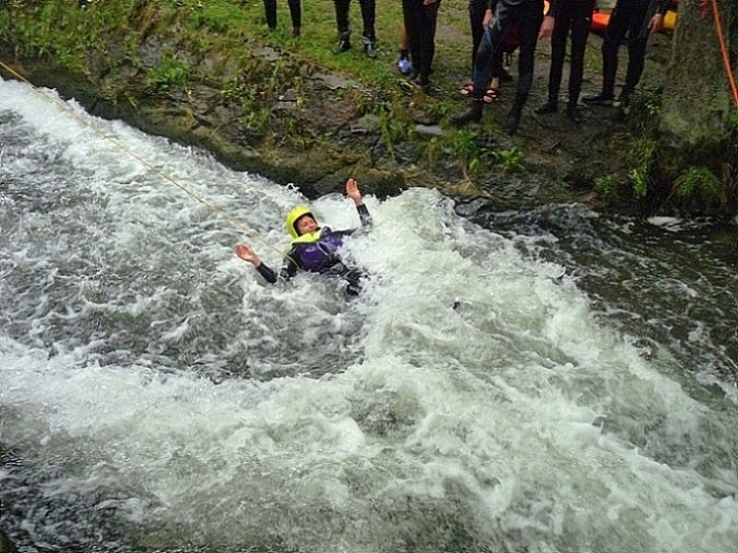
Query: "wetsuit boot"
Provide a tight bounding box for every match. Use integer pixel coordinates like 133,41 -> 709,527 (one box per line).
362,35 -> 378,58
504,105 -> 522,135
535,100 -> 558,114
333,31 -> 351,54
566,101 -> 582,124
451,98 -> 483,126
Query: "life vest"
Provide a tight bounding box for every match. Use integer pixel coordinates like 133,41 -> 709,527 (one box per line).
291,227 -> 345,272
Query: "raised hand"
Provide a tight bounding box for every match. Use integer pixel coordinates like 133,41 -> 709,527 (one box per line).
235,244 -> 261,266
345,178 -> 363,205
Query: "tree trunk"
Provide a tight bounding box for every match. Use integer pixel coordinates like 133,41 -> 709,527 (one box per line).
660,0 -> 737,145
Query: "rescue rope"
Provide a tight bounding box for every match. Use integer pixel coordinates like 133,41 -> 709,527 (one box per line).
0,58 -> 290,259
700,0 -> 738,108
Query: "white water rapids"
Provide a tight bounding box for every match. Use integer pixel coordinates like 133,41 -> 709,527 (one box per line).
1,77 -> 737,553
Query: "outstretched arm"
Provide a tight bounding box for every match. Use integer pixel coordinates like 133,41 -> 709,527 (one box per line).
235,243 -> 301,284
235,244 -> 261,267
345,178 -> 373,228
345,178 -> 363,206
235,244 -> 277,284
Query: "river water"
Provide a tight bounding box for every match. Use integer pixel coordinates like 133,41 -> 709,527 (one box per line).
1,77 -> 737,553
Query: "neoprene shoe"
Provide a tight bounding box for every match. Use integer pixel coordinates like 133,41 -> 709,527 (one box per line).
582,93 -> 614,107
451,102 -> 483,126
333,38 -> 351,54
504,107 -> 521,135
363,37 -> 378,59
534,102 -> 557,115
411,75 -> 430,89
566,106 -> 583,124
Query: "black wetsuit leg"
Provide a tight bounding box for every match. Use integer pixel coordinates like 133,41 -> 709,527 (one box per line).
567,0 -> 595,105
358,0 -> 376,42
404,0 -> 441,80
511,0 -> 544,109
263,0 -> 277,29
622,0 -> 651,99
601,0 -> 647,99
334,0 -> 351,38
469,0 -> 486,73
548,0 -> 594,105
287,0 -> 301,29
547,0 -> 573,105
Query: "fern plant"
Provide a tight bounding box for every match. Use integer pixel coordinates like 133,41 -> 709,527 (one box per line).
671,166 -> 727,206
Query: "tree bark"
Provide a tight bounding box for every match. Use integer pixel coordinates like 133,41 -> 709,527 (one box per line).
660,0 -> 737,145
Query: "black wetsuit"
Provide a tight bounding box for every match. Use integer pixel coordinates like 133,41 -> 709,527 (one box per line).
334,0 -> 376,43
402,0 -> 442,83
263,0 -> 301,31
544,0 -> 596,109
256,204 -> 372,295
599,0 -> 670,101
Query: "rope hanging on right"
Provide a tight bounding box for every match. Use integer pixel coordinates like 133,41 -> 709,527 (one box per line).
702,0 -> 738,108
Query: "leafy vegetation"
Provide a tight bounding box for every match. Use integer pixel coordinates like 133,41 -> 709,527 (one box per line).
147,54 -> 190,91
449,129 -> 486,181
593,174 -> 620,203
671,166 -> 726,206
492,147 -> 525,173
626,137 -> 658,198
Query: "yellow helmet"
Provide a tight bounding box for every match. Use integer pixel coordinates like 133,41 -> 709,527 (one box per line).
285,206 -> 315,239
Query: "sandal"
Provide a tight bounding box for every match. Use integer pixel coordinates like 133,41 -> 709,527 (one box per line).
459,82 -> 474,97
459,83 -> 500,103
483,87 -> 500,103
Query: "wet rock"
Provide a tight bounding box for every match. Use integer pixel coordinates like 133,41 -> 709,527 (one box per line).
414,124 -> 444,138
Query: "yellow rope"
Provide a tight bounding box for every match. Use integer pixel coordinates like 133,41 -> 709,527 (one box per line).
0,58 -> 289,259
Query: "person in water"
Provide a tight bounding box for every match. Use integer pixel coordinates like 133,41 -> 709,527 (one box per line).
235,178 -> 373,295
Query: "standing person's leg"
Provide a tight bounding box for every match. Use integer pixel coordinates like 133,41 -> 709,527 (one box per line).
584,0 -> 630,104
398,23 -> 412,74
469,0 -> 486,74
505,1 -> 543,134
452,2 -> 515,125
620,1 -> 651,104
402,0 -> 422,80
333,0 -> 352,53
413,0 -> 441,86
536,0 -> 572,113
425,0 -> 441,71
263,0 -> 277,30
287,0 -> 301,36
462,0 -> 500,98
564,0 -> 594,120
358,0 -> 377,57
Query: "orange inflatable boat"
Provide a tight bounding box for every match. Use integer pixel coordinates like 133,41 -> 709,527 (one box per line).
590,8 -> 677,35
